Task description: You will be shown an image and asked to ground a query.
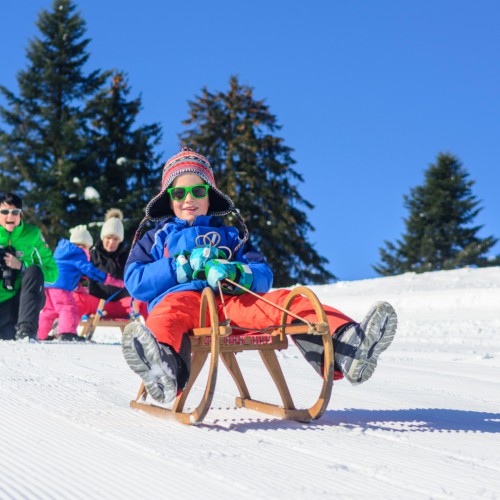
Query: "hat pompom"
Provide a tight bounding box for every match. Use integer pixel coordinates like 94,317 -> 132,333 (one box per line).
104,208 -> 124,221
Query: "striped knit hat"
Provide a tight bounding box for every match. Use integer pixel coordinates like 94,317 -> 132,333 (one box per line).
146,147 -> 235,221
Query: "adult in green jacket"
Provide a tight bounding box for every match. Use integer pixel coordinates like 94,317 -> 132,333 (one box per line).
0,193 -> 58,341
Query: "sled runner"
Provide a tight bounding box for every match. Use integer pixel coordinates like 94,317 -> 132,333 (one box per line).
130,283 -> 334,425
80,297 -> 141,341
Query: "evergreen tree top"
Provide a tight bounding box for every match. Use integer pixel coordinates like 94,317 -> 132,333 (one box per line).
374,152 -> 499,275
180,75 -> 335,287
0,0 -> 162,247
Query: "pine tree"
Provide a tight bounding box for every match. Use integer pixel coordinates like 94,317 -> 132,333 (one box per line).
374,153 -> 499,275
180,76 -> 335,287
84,72 -> 162,242
0,0 -> 109,245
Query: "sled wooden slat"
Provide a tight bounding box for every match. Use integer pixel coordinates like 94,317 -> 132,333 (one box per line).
191,325 -> 233,337
130,286 -> 334,425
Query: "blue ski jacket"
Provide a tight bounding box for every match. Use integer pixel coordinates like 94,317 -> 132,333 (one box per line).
125,216 -> 273,311
47,239 -> 107,292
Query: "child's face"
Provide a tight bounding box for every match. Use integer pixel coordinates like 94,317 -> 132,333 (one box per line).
170,173 -> 210,222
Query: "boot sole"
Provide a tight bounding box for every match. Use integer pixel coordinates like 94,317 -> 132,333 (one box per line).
345,302 -> 398,385
122,322 -> 177,403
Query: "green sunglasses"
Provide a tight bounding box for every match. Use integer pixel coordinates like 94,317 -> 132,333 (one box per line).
167,183 -> 210,202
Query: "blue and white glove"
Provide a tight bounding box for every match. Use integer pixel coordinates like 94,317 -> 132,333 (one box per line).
190,245 -> 228,277
204,259 -> 253,295
175,251 -> 193,284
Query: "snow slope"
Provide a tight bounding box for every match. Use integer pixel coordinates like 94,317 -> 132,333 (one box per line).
1,267 -> 499,499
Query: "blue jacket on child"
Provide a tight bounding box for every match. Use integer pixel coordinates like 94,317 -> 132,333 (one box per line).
47,239 -> 107,292
125,216 -> 273,312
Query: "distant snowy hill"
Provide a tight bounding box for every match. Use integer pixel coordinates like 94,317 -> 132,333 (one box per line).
1,267 -> 499,498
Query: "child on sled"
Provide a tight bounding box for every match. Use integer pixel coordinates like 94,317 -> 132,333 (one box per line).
37,225 -> 124,342
122,148 -> 397,403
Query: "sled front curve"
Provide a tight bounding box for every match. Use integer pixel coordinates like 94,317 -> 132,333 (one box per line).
130,287 -> 223,425
130,286 -> 334,425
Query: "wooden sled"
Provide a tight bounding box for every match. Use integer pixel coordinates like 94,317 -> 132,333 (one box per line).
130,283 -> 334,425
80,298 -> 141,341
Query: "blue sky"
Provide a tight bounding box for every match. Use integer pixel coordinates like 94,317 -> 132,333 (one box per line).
1,1 -> 499,281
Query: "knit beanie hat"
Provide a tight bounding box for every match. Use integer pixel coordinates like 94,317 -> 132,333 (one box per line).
146,147 -> 235,221
69,225 -> 93,248
101,208 -> 124,242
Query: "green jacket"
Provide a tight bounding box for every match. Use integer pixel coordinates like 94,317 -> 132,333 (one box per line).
0,221 -> 58,303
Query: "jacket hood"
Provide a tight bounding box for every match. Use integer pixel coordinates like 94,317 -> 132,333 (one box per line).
54,239 -> 87,260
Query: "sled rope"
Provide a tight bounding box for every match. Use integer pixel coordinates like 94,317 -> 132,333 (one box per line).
217,282 -> 231,326
96,288 -> 123,317
222,278 -> 318,333
217,283 -> 301,333
203,228 -> 320,333
129,298 -> 141,320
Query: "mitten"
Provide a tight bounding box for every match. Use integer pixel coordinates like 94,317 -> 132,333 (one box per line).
190,245 -> 228,275
175,251 -> 193,284
104,274 -> 125,288
204,259 -> 253,294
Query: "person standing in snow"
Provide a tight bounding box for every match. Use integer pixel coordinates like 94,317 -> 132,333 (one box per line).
37,225 -> 124,342
0,192 -> 58,341
72,208 -> 148,320
121,148 -> 398,403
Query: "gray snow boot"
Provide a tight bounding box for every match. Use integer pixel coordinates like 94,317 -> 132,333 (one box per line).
122,322 -> 179,404
334,302 -> 397,385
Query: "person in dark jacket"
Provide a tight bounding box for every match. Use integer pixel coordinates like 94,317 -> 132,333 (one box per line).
38,225 -> 124,342
73,209 -> 148,320
121,148 -> 398,405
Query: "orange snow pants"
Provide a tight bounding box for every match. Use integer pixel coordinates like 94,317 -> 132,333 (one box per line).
146,289 -> 353,353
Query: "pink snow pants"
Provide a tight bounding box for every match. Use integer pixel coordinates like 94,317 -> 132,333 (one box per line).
38,288 -> 79,339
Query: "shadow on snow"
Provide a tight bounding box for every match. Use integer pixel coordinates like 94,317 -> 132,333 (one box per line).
321,408 -> 500,433
207,408 -> 500,433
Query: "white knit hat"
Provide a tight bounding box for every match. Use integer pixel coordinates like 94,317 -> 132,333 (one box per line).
69,225 -> 93,248
101,208 -> 124,242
